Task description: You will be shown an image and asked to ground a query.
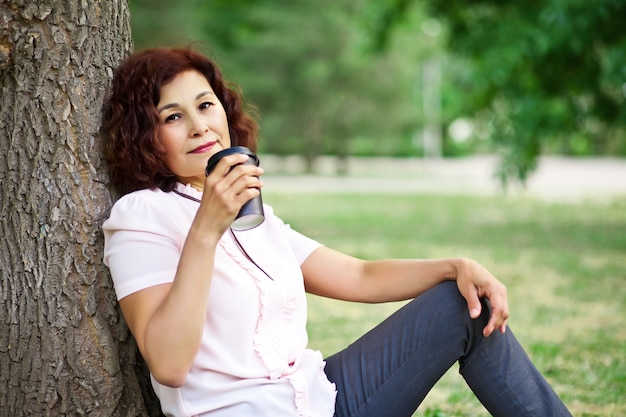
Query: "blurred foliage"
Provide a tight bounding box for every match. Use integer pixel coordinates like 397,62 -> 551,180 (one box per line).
129,0 -> 626,181
376,0 -> 626,182
129,0 -> 440,172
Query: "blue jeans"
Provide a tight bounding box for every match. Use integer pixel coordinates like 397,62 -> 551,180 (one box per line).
324,281 -> 572,417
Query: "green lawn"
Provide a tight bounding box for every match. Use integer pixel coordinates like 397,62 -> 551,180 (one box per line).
264,191 -> 626,417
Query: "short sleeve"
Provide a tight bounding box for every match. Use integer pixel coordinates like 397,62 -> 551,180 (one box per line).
266,206 -> 323,264
102,189 -> 189,300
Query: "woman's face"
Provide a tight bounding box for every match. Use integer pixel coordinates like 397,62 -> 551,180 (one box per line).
156,69 -> 231,188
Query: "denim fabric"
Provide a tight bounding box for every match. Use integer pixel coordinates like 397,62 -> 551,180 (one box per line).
324,281 -> 572,417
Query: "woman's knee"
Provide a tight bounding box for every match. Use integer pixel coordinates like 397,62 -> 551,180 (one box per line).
407,281 -> 491,337
413,281 -> 468,317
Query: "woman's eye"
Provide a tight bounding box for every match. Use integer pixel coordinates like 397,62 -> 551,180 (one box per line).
199,101 -> 214,111
165,113 -> 181,122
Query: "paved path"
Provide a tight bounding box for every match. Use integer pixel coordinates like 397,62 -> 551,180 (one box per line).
261,155 -> 626,203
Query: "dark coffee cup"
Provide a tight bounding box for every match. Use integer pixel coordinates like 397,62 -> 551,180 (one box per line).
206,146 -> 264,231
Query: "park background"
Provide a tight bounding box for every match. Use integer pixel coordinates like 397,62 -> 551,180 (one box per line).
0,1 -> 624,416
128,2 -> 626,414
129,0 -> 626,184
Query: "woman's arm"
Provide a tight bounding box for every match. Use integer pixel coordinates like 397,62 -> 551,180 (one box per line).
119,228 -> 220,388
301,246 -> 509,337
118,154 -> 263,387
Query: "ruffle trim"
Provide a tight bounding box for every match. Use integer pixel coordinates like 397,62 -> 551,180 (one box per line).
217,231 -> 301,380
287,350 -> 337,417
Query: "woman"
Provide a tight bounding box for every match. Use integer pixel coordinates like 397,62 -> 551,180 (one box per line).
101,47 -> 571,417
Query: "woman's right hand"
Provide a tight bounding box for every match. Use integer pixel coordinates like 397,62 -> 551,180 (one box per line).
196,153 -> 264,237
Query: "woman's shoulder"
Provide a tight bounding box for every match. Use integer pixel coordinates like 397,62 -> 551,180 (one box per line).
104,188 -> 180,231
111,187 -> 170,213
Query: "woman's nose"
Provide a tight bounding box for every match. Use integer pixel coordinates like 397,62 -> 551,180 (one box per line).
188,115 -> 209,137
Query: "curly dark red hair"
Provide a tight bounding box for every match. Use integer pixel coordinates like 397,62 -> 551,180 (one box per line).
101,47 -> 259,195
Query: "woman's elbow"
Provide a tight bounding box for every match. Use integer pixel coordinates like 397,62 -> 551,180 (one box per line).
150,365 -> 189,388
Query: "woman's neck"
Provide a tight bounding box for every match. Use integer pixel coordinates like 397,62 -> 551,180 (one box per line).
177,176 -> 204,192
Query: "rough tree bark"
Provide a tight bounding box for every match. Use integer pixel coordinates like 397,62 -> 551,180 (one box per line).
0,1 -> 159,415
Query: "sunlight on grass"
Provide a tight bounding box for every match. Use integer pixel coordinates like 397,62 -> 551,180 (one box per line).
265,192 -> 626,417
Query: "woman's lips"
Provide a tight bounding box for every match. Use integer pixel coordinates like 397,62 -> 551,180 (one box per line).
189,142 -> 216,154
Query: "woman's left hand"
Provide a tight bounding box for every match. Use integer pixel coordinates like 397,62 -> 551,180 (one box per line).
454,258 -> 509,337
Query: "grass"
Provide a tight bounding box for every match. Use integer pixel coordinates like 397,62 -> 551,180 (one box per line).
263,191 -> 626,417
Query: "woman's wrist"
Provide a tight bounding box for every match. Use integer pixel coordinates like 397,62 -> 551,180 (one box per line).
185,224 -> 222,248
448,257 -> 469,281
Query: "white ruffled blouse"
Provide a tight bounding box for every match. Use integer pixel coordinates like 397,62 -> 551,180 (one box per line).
103,183 -> 336,417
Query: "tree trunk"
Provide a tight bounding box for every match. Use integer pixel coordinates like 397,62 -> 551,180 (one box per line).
0,1 -> 158,415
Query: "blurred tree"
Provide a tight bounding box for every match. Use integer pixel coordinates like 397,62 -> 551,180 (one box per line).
129,0 -> 437,171
373,0 -> 626,183
209,0 -> 424,171
129,0 -> 262,52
